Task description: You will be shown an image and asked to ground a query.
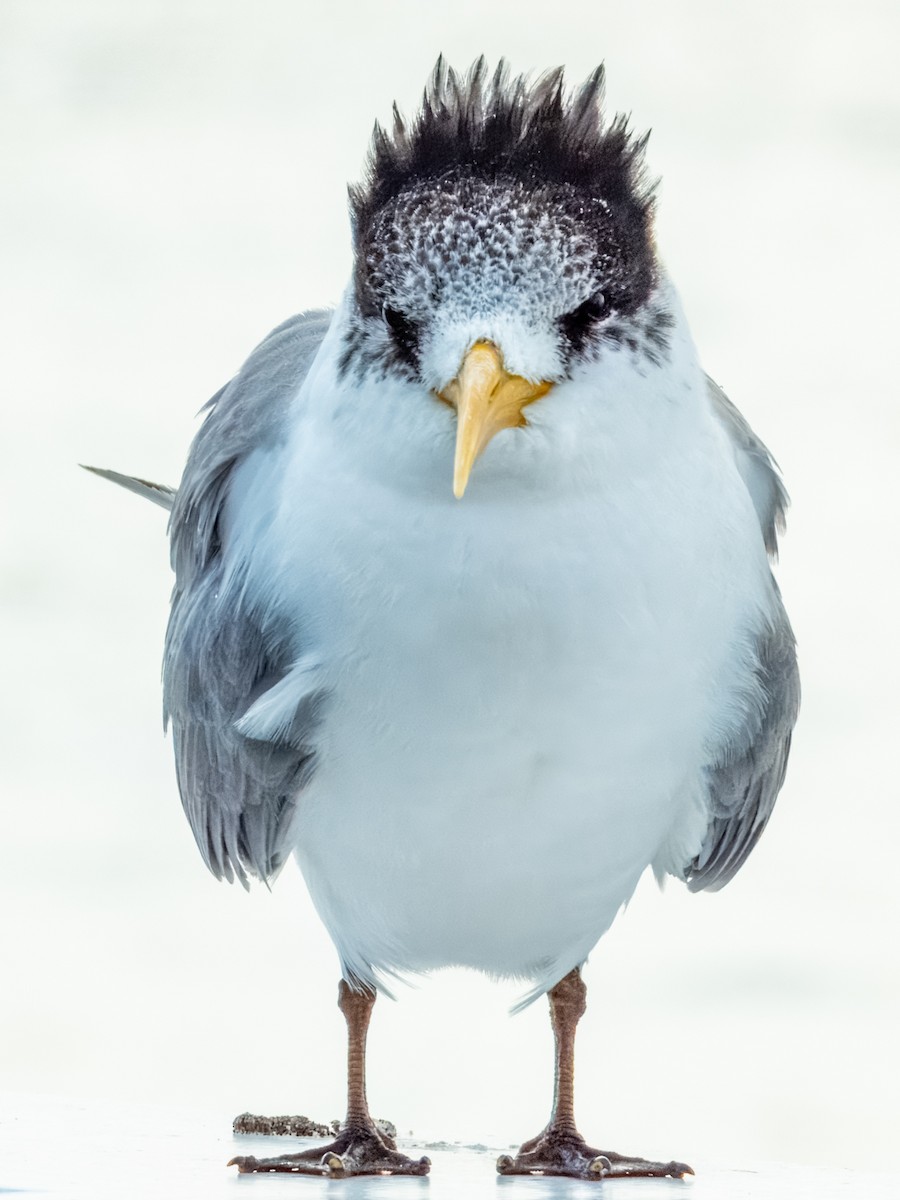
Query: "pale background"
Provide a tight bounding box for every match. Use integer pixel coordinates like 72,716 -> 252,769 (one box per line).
2,0 -> 898,1183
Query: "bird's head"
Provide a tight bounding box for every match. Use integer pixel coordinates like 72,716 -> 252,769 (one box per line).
340,58 -> 671,498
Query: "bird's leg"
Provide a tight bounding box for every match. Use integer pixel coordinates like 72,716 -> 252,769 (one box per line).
497,968 -> 692,1181
229,979 -> 430,1177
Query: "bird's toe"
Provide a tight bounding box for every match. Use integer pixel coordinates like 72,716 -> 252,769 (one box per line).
497,1129 -> 691,1181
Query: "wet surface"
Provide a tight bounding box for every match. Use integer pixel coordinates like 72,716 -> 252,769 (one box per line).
1,1095 -> 895,1200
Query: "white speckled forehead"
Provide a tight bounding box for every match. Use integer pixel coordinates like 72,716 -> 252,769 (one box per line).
364,175 -> 618,324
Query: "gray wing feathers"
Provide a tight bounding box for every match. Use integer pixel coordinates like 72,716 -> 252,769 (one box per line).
164,563 -> 324,887
164,309 -> 332,887
82,465 -> 176,510
687,600 -> 799,891
685,379 -> 800,891
170,309 -> 333,583
706,375 -> 789,558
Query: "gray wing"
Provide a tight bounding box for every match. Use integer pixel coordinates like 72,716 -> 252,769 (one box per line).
164,308 -> 333,888
684,380 -> 800,892
706,375 -> 788,558
81,465 -> 176,510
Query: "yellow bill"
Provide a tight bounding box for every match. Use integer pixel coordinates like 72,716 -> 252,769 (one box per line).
438,341 -> 553,498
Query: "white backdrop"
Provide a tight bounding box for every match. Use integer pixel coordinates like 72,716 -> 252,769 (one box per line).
2,0 -> 898,1174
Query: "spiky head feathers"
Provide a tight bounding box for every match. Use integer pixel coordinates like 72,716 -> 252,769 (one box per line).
351,57 -> 655,244
342,59 -> 666,384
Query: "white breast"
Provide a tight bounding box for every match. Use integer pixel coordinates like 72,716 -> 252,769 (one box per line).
224,315 -> 772,1000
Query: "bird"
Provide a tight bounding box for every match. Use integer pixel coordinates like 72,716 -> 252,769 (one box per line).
87,57 -> 799,1181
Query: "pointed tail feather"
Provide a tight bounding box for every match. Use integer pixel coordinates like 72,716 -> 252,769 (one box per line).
81,465 -> 176,511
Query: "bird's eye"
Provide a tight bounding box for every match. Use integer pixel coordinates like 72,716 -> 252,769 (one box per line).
382,305 -> 420,366
561,294 -> 608,348
383,305 -> 417,340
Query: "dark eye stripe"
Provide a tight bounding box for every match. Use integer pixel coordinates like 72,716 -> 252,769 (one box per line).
560,294 -> 607,352
382,305 -> 421,368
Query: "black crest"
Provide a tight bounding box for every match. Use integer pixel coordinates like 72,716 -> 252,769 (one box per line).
350,57 -> 656,237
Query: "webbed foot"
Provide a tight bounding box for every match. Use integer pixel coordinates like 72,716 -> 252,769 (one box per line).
496,1128 -> 692,1180
229,1121 -> 431,1177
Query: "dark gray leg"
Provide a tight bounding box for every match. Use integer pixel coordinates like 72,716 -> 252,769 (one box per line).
229,980 -> 430,1177
497,968 -> 692,1181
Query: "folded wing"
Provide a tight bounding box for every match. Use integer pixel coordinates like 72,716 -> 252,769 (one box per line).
685,379 -> 800,892
164,310 -> 333,887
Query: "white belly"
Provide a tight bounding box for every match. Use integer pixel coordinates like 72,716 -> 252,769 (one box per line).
230,419 -> 769,999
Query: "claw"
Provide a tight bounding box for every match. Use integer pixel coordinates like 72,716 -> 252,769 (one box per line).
227,1155 -> 257,1173
588,1155 -> 612,1175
